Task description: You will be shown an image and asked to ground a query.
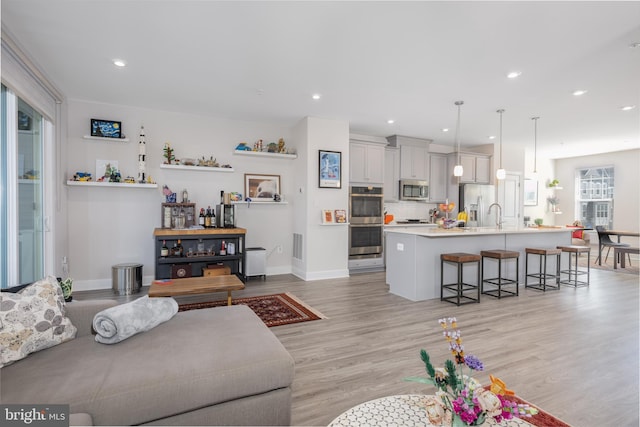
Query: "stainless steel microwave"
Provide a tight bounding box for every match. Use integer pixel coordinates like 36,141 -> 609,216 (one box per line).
399,180 -> 429,201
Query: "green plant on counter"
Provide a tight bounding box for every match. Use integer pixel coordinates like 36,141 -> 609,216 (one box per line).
534,218 -> 543,226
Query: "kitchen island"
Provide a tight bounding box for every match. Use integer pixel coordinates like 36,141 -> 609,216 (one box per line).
385,226 -> 573,301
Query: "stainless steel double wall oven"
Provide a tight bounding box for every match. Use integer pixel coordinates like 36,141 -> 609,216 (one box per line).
349,186 -> 384,259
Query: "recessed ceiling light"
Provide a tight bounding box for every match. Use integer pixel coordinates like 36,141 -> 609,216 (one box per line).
312,94 -> 321,100
572,90 -> 588,96
387,119 -> 395,124
441,128 -> 449,132
507,71 -> 522,79
621,105 -> 636,111
488,135 -> 496,140
113,59 -> 126,67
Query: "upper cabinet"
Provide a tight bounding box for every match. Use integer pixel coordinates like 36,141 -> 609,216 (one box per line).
349,140 -> 385,185
386,135 -> 432,181
455,153 -> 492,184
384,147 -> 400,201
428,153 -> 448,202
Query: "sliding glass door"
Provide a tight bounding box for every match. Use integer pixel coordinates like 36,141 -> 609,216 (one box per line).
1,84 -> 45,287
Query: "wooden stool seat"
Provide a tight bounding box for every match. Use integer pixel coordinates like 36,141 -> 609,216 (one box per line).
480,250 -> 520,259
440,252 -> 481,306
557,245 -> 590,287
481,249 -> 519,299
441,253 -> 481,263
525,247 -> 561,291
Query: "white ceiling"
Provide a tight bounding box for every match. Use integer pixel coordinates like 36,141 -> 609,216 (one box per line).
2,1 -> 640,158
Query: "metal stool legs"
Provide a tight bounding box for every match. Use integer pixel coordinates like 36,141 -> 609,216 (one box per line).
525,248 -> 561,291
441,253 -> 481,306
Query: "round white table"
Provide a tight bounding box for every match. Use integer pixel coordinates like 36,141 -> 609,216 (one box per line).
328,394 -> 535,427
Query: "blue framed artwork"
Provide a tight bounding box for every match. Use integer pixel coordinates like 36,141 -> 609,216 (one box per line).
319,150 -> 341,188
91,119 -> 122,139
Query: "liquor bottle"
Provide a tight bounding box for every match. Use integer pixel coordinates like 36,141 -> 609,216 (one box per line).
171,241 -> 179,256
160,240 -> 169,257
176,239 -> 184,257
220,240 -> 226,256
198,208 -> 205,226
211,207 -> 216,228
205,206 -> 212,228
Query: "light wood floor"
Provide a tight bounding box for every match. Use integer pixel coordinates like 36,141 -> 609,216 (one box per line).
80,267 -> 639,427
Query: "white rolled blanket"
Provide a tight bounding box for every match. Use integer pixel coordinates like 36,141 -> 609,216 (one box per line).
93,296 -> 178,344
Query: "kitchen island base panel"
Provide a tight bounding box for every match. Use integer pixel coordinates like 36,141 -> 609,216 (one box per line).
386,227 -> 572,302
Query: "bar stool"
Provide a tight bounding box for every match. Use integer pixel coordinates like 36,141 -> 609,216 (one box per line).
524,248 -> 561,291
557,245 -> 590,287
440,252 -> 481,306
480,250 -> 520,298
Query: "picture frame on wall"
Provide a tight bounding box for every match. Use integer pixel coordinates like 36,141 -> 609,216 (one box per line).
524,179 -> 538,206
319,150 -> 342,188
321,210 -> 334,223
245,173 -> 281,202
91,119 -> 122,139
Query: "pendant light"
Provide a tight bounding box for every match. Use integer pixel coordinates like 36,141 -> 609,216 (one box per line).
531,116 -> 539,177
496,109 -> 506,180
453,101 -> 464,177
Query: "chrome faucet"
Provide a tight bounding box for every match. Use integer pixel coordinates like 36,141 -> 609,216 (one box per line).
488,203 -> 503,229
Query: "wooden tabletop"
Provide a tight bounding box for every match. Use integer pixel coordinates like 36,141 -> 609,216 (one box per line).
153,227 -> 246,236
148,275 -> 245,297
601,230 -> 640,237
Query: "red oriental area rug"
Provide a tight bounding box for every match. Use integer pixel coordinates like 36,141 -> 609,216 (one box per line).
178,292 -> 327,327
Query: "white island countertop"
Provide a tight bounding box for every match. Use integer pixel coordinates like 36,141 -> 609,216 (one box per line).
385,226 -> 573,301
385,225 -> 569,237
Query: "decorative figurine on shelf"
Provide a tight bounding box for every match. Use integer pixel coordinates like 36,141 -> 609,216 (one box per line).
137,126 -> 147,183
163,143 -> 175,164
278,138 -> 285,153
235,142 -> 251,151
72,172 -> 92,181
253,139 -> 263,151
267,142 -> 278,153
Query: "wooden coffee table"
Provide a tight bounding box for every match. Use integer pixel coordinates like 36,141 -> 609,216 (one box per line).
148,275 -> 245,306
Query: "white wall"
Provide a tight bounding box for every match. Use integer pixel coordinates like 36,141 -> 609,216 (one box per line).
66,100 -> 297,290
291,116 -> 350,280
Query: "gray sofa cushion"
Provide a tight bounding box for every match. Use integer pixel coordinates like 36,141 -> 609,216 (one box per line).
1,305 -> 294,426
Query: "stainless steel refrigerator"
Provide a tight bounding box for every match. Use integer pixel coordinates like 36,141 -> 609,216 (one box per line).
459,184 -> 497,227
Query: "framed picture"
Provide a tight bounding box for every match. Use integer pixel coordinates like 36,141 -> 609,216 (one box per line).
322,210 -> 334,223
245,174 -> 281,202
334,209 -> 347,223
91,118 -> 122,139
524,179 -> 538,206
319,150 -> 341,188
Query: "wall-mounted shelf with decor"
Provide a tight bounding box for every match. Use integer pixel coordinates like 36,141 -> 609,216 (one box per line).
233,150 -> 297,159
83,135 -> 130,142
66,180 -> 158,189
320,222 -> 349,226
548,186 -> 563,190
159,164 -> 234,173
232,201 -> 289,205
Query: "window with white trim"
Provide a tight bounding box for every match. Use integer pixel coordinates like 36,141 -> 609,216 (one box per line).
575,166 -> 614,229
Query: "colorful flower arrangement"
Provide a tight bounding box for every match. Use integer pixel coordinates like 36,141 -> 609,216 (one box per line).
406,317 -> 538,426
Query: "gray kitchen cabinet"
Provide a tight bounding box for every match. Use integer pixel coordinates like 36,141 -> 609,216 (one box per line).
399,144 -> 428,180
384,146 -> 400,200
349,141 -> 385,184
428,153 -> 448,201
457,153 -> 492,184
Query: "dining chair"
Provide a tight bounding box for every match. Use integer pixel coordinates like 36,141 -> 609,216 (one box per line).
595,226 -> 631,265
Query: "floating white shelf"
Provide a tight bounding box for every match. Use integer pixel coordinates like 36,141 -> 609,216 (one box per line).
233,150 -> 297,159
159,163 -> 234,172
232,201 -> 289,205
83,135 -> 130,142
320,222 -> 349,226
66,180 -> 158,189
548,186 -> 563,190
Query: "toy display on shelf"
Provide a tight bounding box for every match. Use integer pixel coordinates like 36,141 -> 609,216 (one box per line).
162,142 -> 232,169
137,126 -> 147,183
235,138 -> 296,155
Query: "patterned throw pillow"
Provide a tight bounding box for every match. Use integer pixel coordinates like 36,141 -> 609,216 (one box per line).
0,276 -> 77,367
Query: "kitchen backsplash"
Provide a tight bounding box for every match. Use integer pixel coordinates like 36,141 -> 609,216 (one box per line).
384,201 -> 437,222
